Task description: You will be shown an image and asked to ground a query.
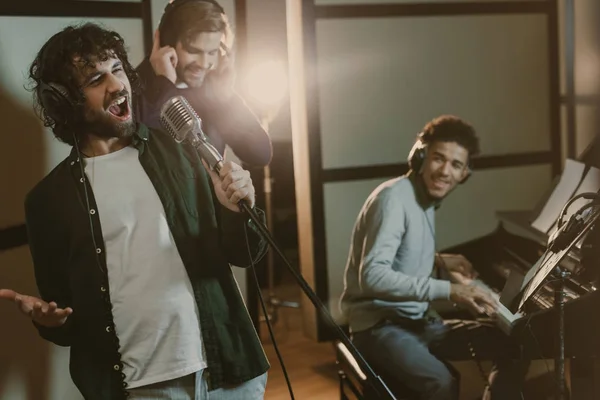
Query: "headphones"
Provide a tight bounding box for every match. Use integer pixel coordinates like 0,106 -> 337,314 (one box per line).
407,132 -> 472,184
158,0 -> 227,53
38,81 -> 77,127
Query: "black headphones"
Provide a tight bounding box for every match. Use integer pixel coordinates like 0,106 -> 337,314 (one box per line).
38,81 -> 77,127
407,132 -> 472,184
158,0 -> 226,49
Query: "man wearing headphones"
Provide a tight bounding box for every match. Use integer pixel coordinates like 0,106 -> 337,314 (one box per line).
0,23 -> 269,399
135,0 -> 272,166
339,115 -> 528,399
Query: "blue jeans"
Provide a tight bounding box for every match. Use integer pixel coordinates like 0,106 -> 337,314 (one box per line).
127,369 -> 267,400
352,317 -> 528,400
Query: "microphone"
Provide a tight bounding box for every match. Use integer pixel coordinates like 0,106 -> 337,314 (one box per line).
159,95 -> 224,173
159,94 -> 255,214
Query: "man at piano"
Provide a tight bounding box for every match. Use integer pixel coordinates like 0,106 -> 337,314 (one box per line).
339,115 -> 529,400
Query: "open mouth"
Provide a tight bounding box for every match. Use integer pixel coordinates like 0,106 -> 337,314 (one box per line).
107,96 -> 130,121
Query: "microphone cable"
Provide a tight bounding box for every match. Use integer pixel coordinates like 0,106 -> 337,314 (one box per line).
243,222 -> 295,399
73,136 -> 107,276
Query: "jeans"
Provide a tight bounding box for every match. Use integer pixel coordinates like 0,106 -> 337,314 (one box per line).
352,316 -> 529,400
127,369 -> 268,400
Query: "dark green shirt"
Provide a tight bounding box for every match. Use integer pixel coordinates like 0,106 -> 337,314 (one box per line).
25,124 -> 269,399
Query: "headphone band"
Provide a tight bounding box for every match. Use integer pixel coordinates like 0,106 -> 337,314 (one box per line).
159,0 -> 227,47
164,0 -> 224,15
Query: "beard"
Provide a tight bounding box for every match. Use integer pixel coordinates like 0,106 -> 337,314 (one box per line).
177,63 -> 208,88
82,110 -> 136,139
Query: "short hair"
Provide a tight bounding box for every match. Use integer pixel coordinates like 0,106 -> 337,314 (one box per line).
160,0 -> 233,50
28,23 -> 140,146
420,115 -> 480,158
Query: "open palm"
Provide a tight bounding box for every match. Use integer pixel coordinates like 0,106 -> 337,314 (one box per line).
0,289 -> 72,327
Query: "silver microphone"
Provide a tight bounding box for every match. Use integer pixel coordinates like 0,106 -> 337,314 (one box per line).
159,95 -> 224,172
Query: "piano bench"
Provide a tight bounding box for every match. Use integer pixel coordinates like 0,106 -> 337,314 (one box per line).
334,340 -> 416,400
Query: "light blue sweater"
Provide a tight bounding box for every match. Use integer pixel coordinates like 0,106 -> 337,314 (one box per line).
339,173 -> 451,333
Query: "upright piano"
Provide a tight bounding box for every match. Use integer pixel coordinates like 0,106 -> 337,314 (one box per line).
443,142 -> 600,399
446,209 -> 600,355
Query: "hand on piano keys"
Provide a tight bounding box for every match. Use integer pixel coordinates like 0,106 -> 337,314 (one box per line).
469,279 -> 524,335
449,282 -> 499,316
437,253 -> 479,282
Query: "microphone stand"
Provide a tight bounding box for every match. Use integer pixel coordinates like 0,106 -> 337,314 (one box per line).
552,267 -> 569,400
239,202 -> 396,400
259,115 -> 300,327
167,102 -> 394,398
512,204 -> 600,400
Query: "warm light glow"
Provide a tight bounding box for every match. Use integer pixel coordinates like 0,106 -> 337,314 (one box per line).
244,60 -> 288,109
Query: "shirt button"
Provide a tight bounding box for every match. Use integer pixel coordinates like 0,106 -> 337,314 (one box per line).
70,161 -> 75,166
113,364 -> 120,371
90,209 -> 96,215
100,286 -> 107,292
80,178 -> 85,183
106,326 -> 112,333
96,248 -> 102,254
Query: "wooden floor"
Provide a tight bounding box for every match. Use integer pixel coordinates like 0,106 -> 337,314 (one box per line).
258,280 -> 556,400
259,285 -> 339,400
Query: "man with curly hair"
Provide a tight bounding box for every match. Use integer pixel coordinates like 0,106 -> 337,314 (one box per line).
136,0 -> 272,167
340,115 -> 529,399
0,23 -> 269,400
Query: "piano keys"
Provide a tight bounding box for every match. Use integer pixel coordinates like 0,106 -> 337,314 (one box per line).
442,209 -> 600,360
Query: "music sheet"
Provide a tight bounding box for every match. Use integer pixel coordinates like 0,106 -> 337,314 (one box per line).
531,159 -> 585,234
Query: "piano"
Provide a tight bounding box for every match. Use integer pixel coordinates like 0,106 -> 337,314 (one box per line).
442,202 -> 600,398
446,209 -> 598,347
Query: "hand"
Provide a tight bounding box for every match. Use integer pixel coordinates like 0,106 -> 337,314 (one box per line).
447,270 -> 474,286
450,283 -> 498,316
203,160 -> 255,212
0,289 -> 72,328
149,29 -> 178,84
437,253 -> 478,280
202,51 -> 236,105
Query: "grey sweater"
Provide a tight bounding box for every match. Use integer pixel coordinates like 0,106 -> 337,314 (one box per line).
339,173 -> 451,333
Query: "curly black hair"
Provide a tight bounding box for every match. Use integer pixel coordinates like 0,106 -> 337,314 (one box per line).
28,22 -> 140,146
420,115 -> 480,159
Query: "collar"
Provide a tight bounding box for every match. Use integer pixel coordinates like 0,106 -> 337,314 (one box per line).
408,171 -> 442,210
67,123 -> 150,164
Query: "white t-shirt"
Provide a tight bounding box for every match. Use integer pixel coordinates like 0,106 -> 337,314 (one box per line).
85,146 -> 207,389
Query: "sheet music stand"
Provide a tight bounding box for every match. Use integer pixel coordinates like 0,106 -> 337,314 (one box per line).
509,205 -> 600,400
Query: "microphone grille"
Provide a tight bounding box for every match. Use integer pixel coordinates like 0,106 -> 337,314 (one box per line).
159,96 -> 200,143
